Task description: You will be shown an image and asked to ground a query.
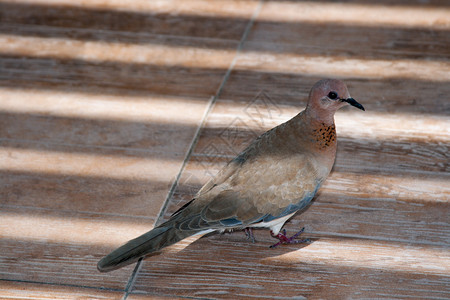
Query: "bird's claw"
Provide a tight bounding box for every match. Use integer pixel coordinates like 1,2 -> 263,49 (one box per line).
244,227 -> 256,243
269,227 -> 310,248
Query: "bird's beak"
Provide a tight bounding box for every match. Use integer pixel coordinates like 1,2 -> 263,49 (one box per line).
341,97 -> 365,111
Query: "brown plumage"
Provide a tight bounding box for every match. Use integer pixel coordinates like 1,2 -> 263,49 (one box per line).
97,79 -> 364,272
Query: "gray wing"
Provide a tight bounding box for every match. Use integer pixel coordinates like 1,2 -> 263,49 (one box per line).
170,151 -> 325,231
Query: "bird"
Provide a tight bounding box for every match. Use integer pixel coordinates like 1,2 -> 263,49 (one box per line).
97,78 -> 365,272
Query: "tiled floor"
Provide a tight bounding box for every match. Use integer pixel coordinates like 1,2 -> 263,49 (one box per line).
1,0 -> 449,298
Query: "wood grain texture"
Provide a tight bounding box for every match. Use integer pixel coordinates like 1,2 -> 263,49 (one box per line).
132,0 -> 449,298
132,234 -> 449,299
1,0 -> 449,298
1,281 -> 124,300
0,0 -> 247,295
0,206 -> 158,290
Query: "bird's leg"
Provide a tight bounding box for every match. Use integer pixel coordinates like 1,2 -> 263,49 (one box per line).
269,227 -> 310,248
244,227 -> 256,243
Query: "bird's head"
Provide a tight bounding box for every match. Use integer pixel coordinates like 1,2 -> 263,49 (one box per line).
306,79 -> 364,124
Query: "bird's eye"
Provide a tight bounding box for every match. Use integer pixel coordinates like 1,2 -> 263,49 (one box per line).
328,91 -> 338,99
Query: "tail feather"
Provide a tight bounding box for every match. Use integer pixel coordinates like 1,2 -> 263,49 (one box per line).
97,225 -> 197,272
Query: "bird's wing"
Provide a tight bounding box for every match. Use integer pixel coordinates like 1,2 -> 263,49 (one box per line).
170,152 -> 325,231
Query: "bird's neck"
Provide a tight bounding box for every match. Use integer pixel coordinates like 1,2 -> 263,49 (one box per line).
310,121 -> 337,151
294,111 -> 338,156
305,105 -> 336,126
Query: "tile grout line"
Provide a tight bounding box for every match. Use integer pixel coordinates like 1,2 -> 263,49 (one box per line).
122,258 -> 143,300
121,1 -> 264,298
155,0 -> 264,227
152,0 -> 263,231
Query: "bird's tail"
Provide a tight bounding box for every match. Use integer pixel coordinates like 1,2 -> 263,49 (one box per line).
97,224 -> 198,272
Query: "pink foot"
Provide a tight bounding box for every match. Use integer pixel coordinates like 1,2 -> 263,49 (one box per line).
244,227 -> 256,243
270,227 -> 310,248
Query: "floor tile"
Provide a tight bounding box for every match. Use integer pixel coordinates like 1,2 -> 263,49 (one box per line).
130,233 -> 449,298
0,0 -> 248,217
0,0 -> 258,294
0,206 -> 155,290
133,0 -> 450,297
220,0 -> 450,112
1,0 -> 449,298
0,91 -> 209,215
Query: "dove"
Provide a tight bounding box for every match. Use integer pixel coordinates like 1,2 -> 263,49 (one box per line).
97,78 -> 364,272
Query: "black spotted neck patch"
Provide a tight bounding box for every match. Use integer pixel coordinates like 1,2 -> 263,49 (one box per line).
312,123 -> 336,149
